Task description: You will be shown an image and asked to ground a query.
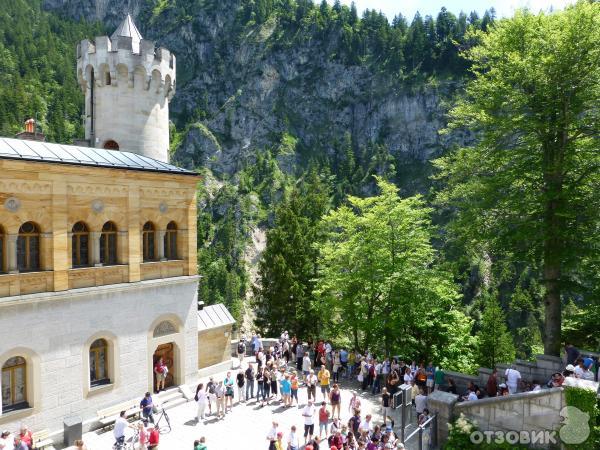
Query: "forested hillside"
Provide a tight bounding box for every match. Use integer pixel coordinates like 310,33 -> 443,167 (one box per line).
2,0 -> 598,368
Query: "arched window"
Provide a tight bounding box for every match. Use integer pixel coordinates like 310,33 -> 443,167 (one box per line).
0,225 -> 5,273
105,71 -> 111,86
72,222 -> 90,268
164,221 -> 177,260
1,356 -> 28,411
142,222 -> 155,262
100,221 -> 117,265
17,222 -> 40,272
89,339 -> 109,386
103,140 -> 119,150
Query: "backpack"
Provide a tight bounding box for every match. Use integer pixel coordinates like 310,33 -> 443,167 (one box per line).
369,364 -> 376,377
238,343 -> 245,354
208,383 -> 216,394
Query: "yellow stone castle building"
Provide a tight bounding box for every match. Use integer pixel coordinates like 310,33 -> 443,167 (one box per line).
0,15 -> 233,445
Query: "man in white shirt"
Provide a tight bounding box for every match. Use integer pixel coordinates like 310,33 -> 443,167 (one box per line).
266,421 -> 278,449
302,352 -> 312,380
0,430 -> 15,450
288,425 -> 300,450
358,414 -> 373,438
414,389 -> 428,414
504,366 -> 521,394
113,411 -> 129,445
302,400 -> 316,444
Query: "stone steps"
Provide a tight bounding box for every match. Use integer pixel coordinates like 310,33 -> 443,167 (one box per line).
156,387 -> 189,410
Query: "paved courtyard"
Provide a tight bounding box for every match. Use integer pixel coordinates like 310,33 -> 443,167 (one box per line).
77,358 -> 402,449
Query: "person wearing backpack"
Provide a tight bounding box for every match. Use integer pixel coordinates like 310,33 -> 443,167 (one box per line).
245,363 -> 255,400
206,377 -> 217,416
237,339 -> 246,368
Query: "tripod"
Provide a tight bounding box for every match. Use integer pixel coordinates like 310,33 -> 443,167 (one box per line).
155,407 -> 172,432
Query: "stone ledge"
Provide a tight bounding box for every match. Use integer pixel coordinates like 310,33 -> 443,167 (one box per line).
0,275 -> 200,307
455,387 -> 563,410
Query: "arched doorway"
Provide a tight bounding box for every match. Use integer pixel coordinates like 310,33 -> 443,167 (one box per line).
151,319 -> 178,391
103,140 -> 119,150
153,343 -> 175,390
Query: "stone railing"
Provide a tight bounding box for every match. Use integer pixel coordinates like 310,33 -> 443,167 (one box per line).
428,387 -> 565,448
441,354 -> 564,395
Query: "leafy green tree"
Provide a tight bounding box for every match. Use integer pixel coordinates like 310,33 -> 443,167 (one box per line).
253,170 -> 331,337
315,178 -> 476,371
435,2 -> 600,356
477,296 -> 516,368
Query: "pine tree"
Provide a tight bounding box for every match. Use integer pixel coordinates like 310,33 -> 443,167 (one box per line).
477,296 -> 515,369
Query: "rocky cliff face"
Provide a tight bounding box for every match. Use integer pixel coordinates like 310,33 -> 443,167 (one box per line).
43,0 -> 465,180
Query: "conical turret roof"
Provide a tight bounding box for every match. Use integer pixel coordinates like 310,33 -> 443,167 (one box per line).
111,14 -> 143,53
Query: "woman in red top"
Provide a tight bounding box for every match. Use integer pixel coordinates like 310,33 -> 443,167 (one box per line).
19,424 -> 33,449
148,425 -> 159,449
154,357 -> 167,393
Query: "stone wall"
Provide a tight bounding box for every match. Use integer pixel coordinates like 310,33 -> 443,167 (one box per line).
0,276 -> 199,437
440,354 -> 564,395
198,324 -> 233,369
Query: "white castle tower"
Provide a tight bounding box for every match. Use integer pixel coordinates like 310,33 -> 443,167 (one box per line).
76,15 -> 175,162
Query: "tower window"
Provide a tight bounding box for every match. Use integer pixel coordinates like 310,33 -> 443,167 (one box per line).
100,221 -> 117,265
164,221 -> 177,260
142,222 -> 156,262
105,71 -> 111,85
17,222 -> 40,272
72,221 -> 90,268
103,140 -> 119,150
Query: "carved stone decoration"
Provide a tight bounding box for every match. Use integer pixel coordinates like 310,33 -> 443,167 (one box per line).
4,197 -> 20,212
159,202 -> 168,214
91,199 -> 105,213
153,320 -> 177,338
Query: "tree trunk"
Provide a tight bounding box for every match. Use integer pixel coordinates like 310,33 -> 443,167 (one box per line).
542,123 -> 566,356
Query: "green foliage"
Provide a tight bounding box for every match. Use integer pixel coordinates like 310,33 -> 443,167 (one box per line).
315,177 -> 476,370
434,2 -> 600,356
564,386 -> 598,448
253,169 -> 331,337
476,295 -> 516,368
0,0 -> 103,142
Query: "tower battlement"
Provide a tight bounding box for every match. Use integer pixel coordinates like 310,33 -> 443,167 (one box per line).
76,15 -> 175,162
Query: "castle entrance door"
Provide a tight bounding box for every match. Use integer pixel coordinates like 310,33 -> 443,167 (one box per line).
153,343 -> 175,389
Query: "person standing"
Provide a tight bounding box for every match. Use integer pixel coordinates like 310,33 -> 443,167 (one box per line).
302,352 -> 312,383
306,369 -> 318,402
154,357 -> 167,393
266,421 -> 278,450
318,365 -> 331,402
245,363 -> 255,400
329,384 -> 342,420
136,422 -> 149,450
486,369 -> 498,397
505,365 -> 521,394
224,372 -> 235,412
206,377 -> 217,415
236,369 -> 246,403
194,383 -> 208,421
564,343 -> 580,365
288,425 -> 300,450
433,366 -> 445,391
147,424 -> 159,449
381,387 -> 391,424
425,362 -> 435,394
257,367 -> 266,406
290,371 -> 300,406
348,392 -> 361,415
340,348 -> 349,379
414,389 -> 427,416
113,411 -> 128,447
296,341 -> 304,371
140,392 -> 155,424
302,400 -> 316,445
332,351 -> 341,384
318,401 -> 330,438
214,381 -> 225,418
280,374 -> 292,407
237,339 -> 246,368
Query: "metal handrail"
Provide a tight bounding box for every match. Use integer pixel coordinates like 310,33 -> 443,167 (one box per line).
402,414 -> 438,450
